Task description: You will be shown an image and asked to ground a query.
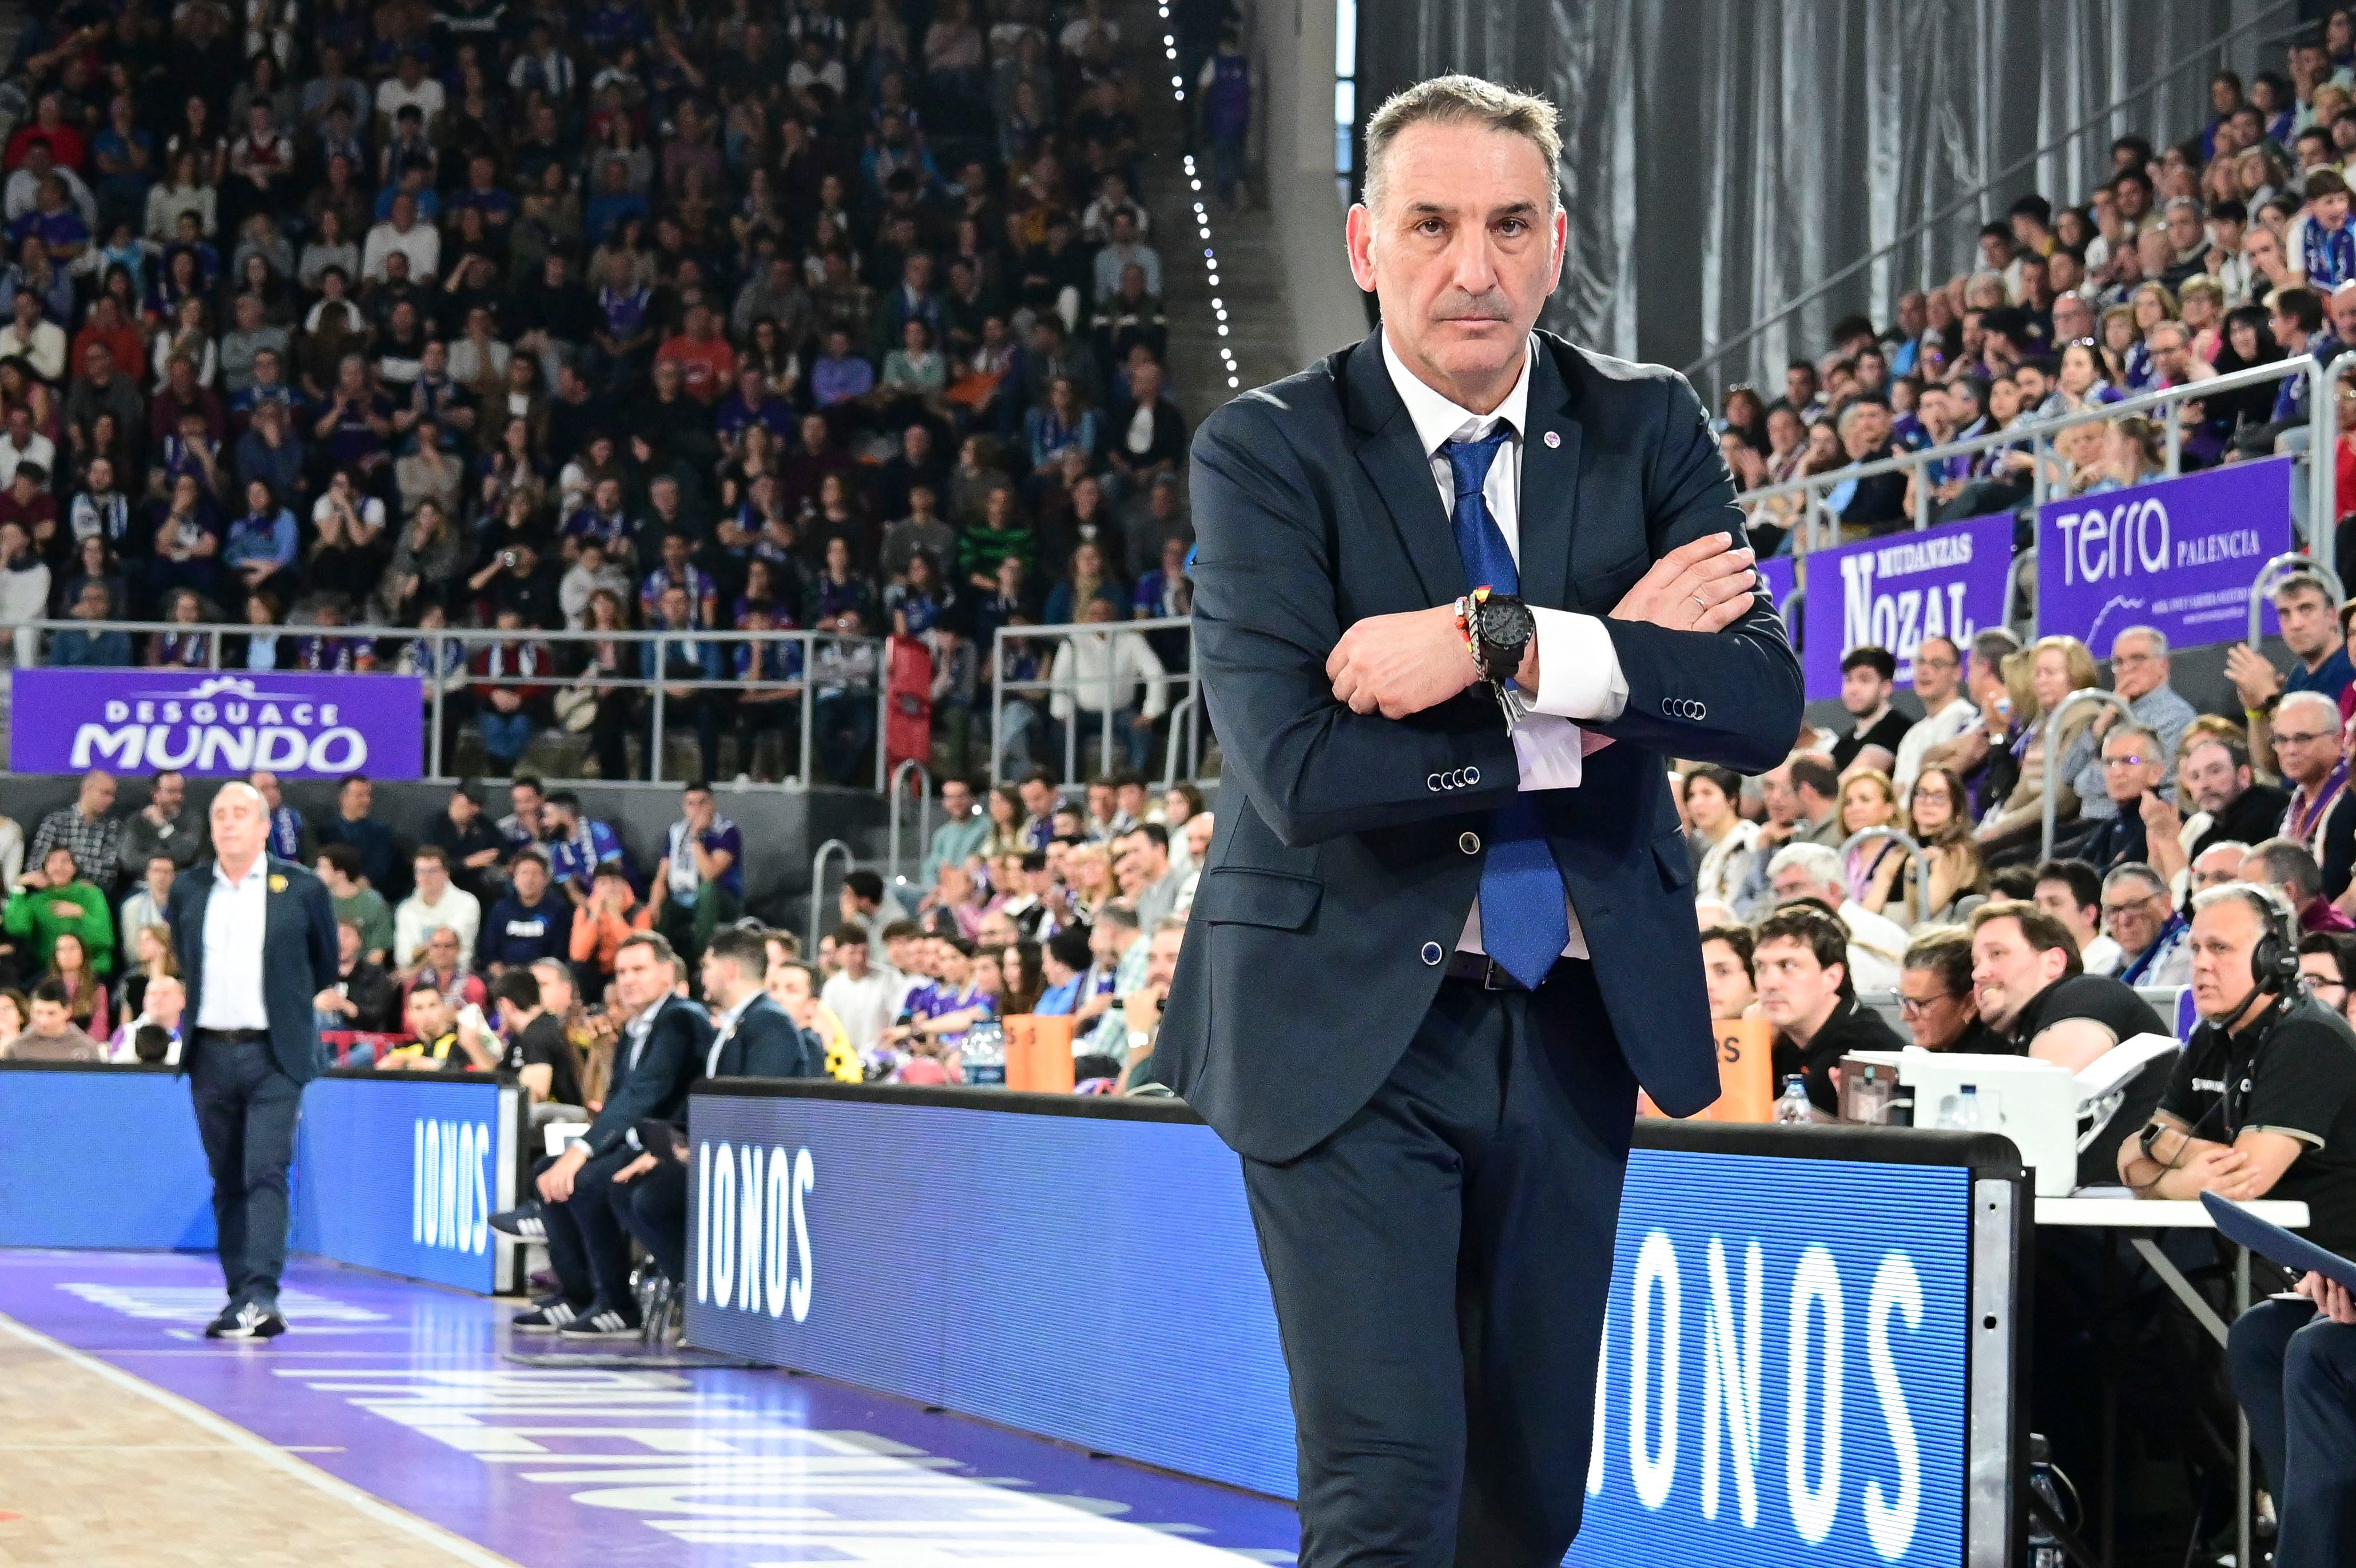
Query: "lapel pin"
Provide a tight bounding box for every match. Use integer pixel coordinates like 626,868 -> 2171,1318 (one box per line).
1543,431 -> 1561,448
268,874 -> 287,893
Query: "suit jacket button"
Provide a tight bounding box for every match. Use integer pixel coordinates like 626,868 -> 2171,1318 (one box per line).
1660,697 -> 1673,717
1420,941 -> 1444,965
1459,831 -> 1481,854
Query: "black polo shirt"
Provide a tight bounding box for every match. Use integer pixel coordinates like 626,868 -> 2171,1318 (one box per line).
2007,974 -> 2166,1185
1944,1019 -> 2017,1055
1775,993 -> 1908,1113
2159,993 -> 2356,1259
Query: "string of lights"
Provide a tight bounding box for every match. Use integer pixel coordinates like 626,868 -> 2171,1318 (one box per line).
1159,2 -> 1243,393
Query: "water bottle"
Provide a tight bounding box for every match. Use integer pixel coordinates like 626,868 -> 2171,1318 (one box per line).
1773,1075 -> 1813,1124
961,1020 -> 1007,1087
1951,1084 -> 1981,1133
2026,1434 -> 2071,1567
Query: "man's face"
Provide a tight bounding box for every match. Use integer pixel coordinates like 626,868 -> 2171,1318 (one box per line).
1912,639 -> 1961,707
427,930 -> 460,972
415,855 -> 448,897
531,964 -> 575,1016
2182,742 -> 2248,815
81,772 -> 117,816
1146,927 -> 1185,989
2033,879 -> 2097,944
513,858 -> 548,901
2191,845 -> 2247,891
1771,863 -> 1837,907
146,858 -> 174,900
29,1000 -> 70,1038
342,778 -> 372,819
1701,938 -> 1756,1020
613,943 -> 668,1011
407,989 -> 450,1040
146,978 -> 185,1027
1841,665 -> 1890,717
1970,918 -> 2063,1032
2108,634 -> 2166,700
2190,898 -> 2268,1021
2100,730 -> 2163,803
2278,588 -> 2338,659
1348,121 -> 1566,395
682,788 -> 714,831
1019,779 -> 1054,818
2272,701 -> 2343,787
1753,937 -> 1841,1031
339,924 -> 362,965
2102,877 -> 2172,957
210,785 -> 267,865
148,773 -> 185,817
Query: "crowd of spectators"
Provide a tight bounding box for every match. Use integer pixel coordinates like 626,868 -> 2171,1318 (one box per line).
0,761 -> 1211,1093
1718,14 -> 2356,571
0,0 -> 1223,786
1683,566 -> 2356,1117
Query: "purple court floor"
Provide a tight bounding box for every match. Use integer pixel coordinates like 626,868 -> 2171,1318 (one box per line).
0,1247 -> 1300,1566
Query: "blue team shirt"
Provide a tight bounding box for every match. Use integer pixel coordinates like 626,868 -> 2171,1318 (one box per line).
547,818 -> 627,892
2287,644 -> 2356,707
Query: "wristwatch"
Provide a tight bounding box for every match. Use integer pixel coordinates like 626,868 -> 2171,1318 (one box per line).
1469,593 -> 1535,686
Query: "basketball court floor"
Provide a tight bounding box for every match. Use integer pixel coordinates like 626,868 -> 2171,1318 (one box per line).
0,1249 -> 1299,1566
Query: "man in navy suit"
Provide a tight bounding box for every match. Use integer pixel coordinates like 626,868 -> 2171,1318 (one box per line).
1157,76 -> 1801,1566
494,929 -> 713,1338
606,927 -> 823,1291
168,781 -> 341,1340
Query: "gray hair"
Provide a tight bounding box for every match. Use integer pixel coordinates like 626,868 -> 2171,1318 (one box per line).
2100,723 -> 2160,755
1768,841 -> 1844,894
2277,689 -> 2340,729
2246,836 -> 2326,902
2111,624 -> 2168,658
2191,879 -> 2299,953
1362,74 -> 1563,217
2100,861 -> 2167,898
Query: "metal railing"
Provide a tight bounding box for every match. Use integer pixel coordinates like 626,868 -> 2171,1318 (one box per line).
885,757 -> 932,885
1741,353 -> 2328,562
2248,555 -> 2349,646
1839,825 -> 1925,928
987,615 -> 1205,786
2041,688 -> 2135,861
808,838 -> 853,953
1683,0 -> 2298,398
3,619 -> 889,787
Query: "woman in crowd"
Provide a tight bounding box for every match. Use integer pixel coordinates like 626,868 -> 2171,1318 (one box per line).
1685,764 -> 1759,908
1885,766 -> 1992,925
1978,636 -> 2101,857
116,922 -> 176,1024
0,990 -> 23,1053
982,785 -> 1028,860
5,849 -> 114,985
1838,770 -> 1909,901
42,926 -> 107,1039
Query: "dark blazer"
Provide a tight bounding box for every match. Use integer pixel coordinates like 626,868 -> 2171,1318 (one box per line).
705,992 -> 822,1080
167,855 -> 341,1085
585,994 -> 714,1157
1158,328 -> 1803,1162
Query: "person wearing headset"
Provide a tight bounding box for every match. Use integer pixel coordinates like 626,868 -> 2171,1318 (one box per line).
2119,881 -> 2356,1231
2164,885 -> 2356,1566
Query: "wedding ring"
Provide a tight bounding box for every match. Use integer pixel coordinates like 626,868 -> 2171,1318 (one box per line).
1691,591 -> 1708,608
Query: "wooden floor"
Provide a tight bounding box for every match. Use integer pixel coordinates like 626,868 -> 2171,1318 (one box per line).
0,1316 -> 508,1568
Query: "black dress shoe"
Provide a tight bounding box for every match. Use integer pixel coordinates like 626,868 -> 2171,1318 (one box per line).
206,1302 -> 288,1339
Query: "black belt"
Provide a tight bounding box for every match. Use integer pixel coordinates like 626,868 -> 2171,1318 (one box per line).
195,1027 -> 271,1044
1443,952 -> 1536,990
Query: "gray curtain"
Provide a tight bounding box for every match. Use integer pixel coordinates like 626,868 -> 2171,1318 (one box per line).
1356,0 -> 2282,399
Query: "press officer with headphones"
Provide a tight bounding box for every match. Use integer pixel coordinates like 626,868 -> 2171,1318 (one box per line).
2119,881 -> 2356,1250
2172,883 -> 2356,1567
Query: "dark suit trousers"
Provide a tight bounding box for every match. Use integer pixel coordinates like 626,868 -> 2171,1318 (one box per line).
619,1156 -> 690,1284
1242,960 -> 1635,1568
535,1148 -> 642,1308
190,1037 -> 304,1310
2230,1296 -> 2356,1566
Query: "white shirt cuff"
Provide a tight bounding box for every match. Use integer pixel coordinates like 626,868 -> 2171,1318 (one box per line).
1511,715 -> 1584,791
1529,608 -> 1628,722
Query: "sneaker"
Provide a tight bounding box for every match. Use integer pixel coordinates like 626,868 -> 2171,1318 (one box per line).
511,1298 -> 586,1332
488,1202 -> 549,1240
555,1303 -> 642,1339
205,1302 -> 287,1340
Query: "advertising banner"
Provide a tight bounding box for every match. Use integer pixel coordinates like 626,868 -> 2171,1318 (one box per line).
0,1068 -> 515,1294
686,1088 -> 1991,1567
2036,457 -> 2295,656
1800,514 -> 2014,702
9,669 -> 423,779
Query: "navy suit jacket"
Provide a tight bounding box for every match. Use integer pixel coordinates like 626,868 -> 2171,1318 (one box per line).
168,855 -> 341,1085
705,993 -> 823,1079
1158,328 -> 1803,1162
585,994 -> 714,1157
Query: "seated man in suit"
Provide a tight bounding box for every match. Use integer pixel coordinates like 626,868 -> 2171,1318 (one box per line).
491,929 -> 712,1338
610,926 -> 821,1297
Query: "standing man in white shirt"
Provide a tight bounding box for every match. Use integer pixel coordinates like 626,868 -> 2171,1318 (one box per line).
166,782 -> 339,1341
1891,635 -> 1977,795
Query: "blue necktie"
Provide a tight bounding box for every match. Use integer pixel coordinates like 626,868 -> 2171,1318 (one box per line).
1444,429 -> 1572,990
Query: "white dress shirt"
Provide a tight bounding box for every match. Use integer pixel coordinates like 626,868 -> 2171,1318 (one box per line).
196,858 -> 272,1030
1381,328 -> 1632,961
705,990 -> 758,1077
